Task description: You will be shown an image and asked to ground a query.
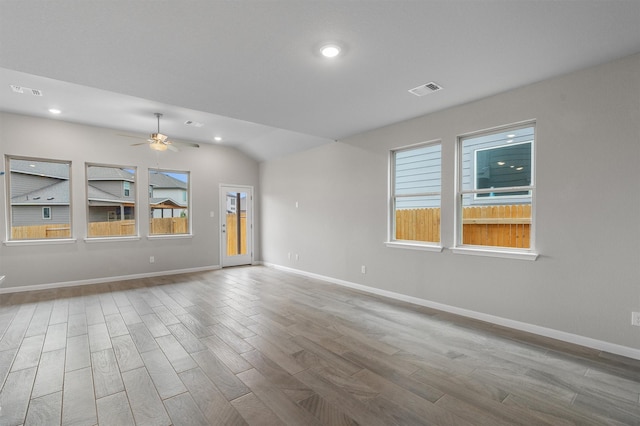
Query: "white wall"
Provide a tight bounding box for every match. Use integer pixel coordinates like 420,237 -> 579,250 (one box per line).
0,113 -> 259,289
260,53 -> 640,352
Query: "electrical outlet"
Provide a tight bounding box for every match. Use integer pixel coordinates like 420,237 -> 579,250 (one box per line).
361,265 -> 366,274
149,256 -> 155,264
632,312 -> 640,327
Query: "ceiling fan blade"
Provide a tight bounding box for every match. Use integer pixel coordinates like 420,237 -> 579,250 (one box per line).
172,140 -> 200,148
130,142 -> 150,147
118,133 -> 147,140
167,144 -> 179,152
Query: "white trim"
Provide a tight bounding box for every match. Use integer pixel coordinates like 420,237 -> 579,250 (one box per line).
84,236 -> 141,243
385,241 -> 443,252
0,265 -> 221,294
452,246 -> 538,261
4,238 -> 77,246
263,262 -> 640,361
147,234 -> 193,240
0,276 -> 4,285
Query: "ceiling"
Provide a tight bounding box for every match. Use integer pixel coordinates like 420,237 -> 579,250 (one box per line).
1,1 -> 640,162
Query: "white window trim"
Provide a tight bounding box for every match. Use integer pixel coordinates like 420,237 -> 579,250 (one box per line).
388,140 -> 442,248
384,241 -> 443,252
455,121 -> 538,259
85,163 -> 138,239
148,168 -> 192,236
5,155 -> 73,242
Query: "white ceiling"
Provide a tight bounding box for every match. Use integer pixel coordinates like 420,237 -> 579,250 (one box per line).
1,1 -> 639,161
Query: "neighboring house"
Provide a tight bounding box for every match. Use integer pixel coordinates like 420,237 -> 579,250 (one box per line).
87,166 -> 136,222
149,171 -> 188,218
395,127 -> 533,210
226,193 -> 246,214
10,159 -> 71,226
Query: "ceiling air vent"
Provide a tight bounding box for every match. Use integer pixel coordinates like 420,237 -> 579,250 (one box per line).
408,82 -> 442,97
9,85 -> 43,96
184,120 -> 204,128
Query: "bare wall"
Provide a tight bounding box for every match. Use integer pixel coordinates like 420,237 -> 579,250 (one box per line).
0,113 -> 260,289
259,53 -> 640,351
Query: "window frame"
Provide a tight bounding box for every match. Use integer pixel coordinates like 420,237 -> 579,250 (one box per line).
454,121 -> 538,260
386,140 -> 443,252
4,155 -> 74,243
85,163 -> 138,241
148,168 -> 192,238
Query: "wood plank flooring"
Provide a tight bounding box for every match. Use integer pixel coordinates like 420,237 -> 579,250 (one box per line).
0,266 -> 639,425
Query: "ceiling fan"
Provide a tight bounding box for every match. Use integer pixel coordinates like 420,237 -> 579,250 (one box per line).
124,113 -> 200,151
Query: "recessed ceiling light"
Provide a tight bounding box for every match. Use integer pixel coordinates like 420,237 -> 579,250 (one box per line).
320,44 -> 341,58
507,134 -> 516,138
214,136 -> 222,142
48,108 -> 61,114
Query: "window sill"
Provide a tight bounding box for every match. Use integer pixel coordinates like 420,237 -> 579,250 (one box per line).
84,236 -> 141,243
147,234 -> 193,240
4,238 -> 77,247
385,241 -> 443,252
452,246 -> 538,261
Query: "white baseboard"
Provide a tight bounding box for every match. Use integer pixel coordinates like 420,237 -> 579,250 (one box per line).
264,262 -> 640,361
0,265 -> 221,294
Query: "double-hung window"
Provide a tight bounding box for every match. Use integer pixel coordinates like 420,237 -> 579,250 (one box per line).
6,156 -> 72,241
86,164 -> 137,238
388,141 -> 441,248
149,169 -> 190,235
456,123 -> 536,257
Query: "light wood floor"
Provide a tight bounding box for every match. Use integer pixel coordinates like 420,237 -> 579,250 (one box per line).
0,266 -> 639,425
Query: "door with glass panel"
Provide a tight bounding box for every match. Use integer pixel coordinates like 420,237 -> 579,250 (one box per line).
220,185 -> 253,267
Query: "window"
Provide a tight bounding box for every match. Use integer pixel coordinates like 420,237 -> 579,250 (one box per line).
389,142 -> 441,245
458,124 -> 535,250
6,157 -> 71,240
86,164 -> 136,238
149,169 -> 190,235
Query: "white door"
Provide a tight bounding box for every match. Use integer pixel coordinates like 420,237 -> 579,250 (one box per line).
220,185 -> 253,267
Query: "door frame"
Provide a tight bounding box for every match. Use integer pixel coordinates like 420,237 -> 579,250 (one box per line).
219,184 -> 254,267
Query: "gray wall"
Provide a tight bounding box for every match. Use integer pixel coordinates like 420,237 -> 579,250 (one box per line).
260,53 -> 640,351
0,112 -> 260,288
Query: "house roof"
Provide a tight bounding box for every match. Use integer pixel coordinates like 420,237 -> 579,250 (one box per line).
149,198 -> 187,209
87,185 -> 125,204
10,159 -> 70,180
149,172 -> 187,190
87,167 -> 135,182
11,180 -> 70,205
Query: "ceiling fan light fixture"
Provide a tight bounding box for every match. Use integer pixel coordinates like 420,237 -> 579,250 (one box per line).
149,141 -> 168,151
152,132 -> 168,142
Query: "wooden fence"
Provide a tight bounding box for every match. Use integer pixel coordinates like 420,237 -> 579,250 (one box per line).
226,212 -> 247,256
11,224 -> 71,239
396,204 -> 531,248
11,218 -> 188,239
149,217 -> 188,235
88,220 -> 136,237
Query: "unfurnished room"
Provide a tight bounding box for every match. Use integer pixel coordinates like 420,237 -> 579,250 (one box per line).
1,1 -> 640,425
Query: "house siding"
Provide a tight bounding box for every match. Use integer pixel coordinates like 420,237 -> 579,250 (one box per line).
11,205 -> 70,226
90,180 -> 136,202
